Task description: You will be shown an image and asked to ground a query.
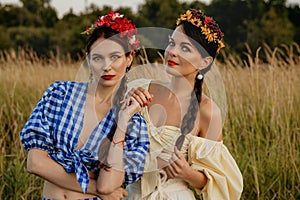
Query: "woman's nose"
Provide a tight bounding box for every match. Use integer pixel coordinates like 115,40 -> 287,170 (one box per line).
167,47 -> 178,57
102,60 -> 112,71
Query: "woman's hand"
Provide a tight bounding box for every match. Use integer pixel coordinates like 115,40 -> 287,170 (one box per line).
118,87 -> 152,129
118,95 -> 141,132
126,87 -> 153,108
164,147 -> 192,180
164,146 -> 208,189
99,187 -> 128,200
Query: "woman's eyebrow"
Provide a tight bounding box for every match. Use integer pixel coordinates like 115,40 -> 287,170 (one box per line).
91,51 -> 122,56
181,42 -> 193,47
109,51 -> 122,54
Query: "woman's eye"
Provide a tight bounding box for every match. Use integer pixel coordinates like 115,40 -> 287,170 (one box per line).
182,45 -> 190,52
92,56 -> 103,62
111,55 -> 120,60
168,41 -> 175,47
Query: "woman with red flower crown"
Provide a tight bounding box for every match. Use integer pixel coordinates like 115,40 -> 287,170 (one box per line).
124,9 -> 243,200
20,11 -> 149,200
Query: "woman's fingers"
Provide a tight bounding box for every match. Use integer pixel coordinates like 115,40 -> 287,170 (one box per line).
135,87 -> 153,103
164,166 -> 175,179
128,87 -> 153,107
126,88 -> 143,106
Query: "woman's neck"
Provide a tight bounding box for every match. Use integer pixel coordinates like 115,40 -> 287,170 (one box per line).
169,75 -> 195,99
88,83 -> 118,105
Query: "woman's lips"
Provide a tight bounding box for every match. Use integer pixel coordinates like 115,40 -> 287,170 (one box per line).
167,60 -> 178,66
101,75 -> 116,80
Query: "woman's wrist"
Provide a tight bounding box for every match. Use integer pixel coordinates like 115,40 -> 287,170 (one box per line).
112,134 -> 125,148
184,167 -> 207,189
117,111 -> 131,131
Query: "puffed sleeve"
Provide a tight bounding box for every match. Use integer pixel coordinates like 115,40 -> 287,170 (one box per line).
20,81 -> 66,152
187,136 -> 243,200
123,113 -> 149,183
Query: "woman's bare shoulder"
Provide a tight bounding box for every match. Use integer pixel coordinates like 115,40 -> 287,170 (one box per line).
198,95 -> 222,141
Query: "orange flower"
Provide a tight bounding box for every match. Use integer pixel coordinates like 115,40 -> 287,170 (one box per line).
176,9 -> 225,53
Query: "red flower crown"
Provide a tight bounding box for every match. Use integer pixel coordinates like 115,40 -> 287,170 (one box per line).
81,11 -> 139,51
176,9 -> 225,53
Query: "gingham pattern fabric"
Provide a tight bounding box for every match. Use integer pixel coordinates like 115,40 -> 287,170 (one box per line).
20,81 -> 149,194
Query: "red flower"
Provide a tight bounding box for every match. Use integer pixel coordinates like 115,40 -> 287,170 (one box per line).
204,17 -> 212,25
84,11 -> 139,50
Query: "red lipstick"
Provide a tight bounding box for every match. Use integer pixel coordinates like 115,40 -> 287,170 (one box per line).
167,60 -> 178,66
101,75 -> 116,80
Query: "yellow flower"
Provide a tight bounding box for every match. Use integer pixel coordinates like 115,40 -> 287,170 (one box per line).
176,9 -> 225,53
201,26 -> 210,35
185,10 -> 192,20
217,41 -> 225,53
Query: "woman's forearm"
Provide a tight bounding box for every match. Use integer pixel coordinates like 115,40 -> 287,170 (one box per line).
97,126 -> 126,194
184,168 -> 207,189
27,148 -> 98,196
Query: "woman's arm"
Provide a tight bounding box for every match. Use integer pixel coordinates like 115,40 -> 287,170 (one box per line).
97,96 -> 141,194
96,125 -> 127,194
164,147 -> 207,189
27,148 -> 99,195
27,148 -> 128,199
165,98 -> 223,189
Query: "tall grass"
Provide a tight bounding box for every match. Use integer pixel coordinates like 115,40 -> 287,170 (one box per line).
0,44 -> 299,199
221,43 -> 300,199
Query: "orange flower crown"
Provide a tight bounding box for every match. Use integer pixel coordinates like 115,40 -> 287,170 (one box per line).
81,11 -> 139,51
176,9 -> 225,53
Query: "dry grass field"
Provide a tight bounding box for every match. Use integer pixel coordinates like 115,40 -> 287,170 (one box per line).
0,44 -> 299,199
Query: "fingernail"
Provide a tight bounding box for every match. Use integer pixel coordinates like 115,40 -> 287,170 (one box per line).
149,98 -> 152,102
145,102 -> 148,106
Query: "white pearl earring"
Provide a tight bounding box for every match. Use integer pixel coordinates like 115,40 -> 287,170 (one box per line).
197,73 -> 203,80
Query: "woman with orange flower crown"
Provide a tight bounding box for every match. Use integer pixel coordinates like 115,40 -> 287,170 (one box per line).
20,11 -> 149,200
125,9 -> 243,200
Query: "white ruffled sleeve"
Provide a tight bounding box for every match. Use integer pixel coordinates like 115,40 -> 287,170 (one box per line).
187,136 -> 243,200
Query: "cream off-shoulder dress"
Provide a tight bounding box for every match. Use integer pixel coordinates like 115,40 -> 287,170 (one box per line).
125,79 -> 243,200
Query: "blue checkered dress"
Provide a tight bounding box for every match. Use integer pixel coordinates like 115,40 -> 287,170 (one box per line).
20,81 -> 149,194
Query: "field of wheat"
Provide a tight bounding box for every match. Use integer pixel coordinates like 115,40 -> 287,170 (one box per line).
0,44 -> 299,199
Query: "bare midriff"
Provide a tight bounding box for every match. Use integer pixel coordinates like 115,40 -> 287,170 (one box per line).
42,181 -> 97,199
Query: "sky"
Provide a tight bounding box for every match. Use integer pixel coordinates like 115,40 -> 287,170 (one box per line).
0,0 -> 299,18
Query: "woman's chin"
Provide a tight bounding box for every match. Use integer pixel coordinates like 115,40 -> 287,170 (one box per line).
165,66 -> 181,77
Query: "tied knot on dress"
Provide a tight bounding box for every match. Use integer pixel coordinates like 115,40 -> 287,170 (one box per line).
49,149 -> 95,193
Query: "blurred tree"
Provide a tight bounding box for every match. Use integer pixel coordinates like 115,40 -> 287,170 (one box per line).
19,0 -> 58,27
137,0 -> 184,28
20,0 -> 48,13
0,4 -> 28,27
7,26 -> 54,56
52,9 -> 89,60
287,4 -> 300,44
0,26 -> 13,50
187,1 -> 207,12
0,0 -> 299,60
247,5 -> 294,50
207,0 -> 250,52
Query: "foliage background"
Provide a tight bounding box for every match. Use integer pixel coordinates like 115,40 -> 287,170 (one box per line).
0,0 -> 300,60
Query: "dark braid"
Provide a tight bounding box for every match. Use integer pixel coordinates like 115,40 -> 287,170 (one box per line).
98,67 -> 130,167
175,75 -> 203,150
174,17 -> 219,150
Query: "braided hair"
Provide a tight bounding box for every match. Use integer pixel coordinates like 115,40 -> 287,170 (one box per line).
175,21 -> 218,150
85,26 -> 132,167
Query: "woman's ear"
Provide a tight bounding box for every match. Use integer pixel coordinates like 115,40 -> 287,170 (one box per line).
199,56 -> 213,70
126,54 -> 133,66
